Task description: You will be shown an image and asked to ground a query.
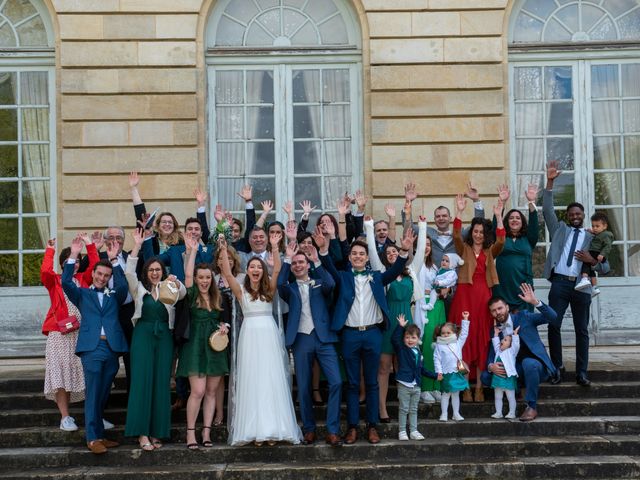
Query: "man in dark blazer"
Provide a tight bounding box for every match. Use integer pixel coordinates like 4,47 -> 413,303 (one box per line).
482,284 -> 559,422
543,161 -> 609,386
62,237 -> 129,454
320,232 -> 413,445
277,242 -> 342,447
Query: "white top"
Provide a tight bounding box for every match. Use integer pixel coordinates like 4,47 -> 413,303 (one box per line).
492,334 -> 520,378
434,269 -> 458,288
345,273 -> 383,328
296,280 -> 314,335
414,263 -> 438,335
433,319 -> 470,374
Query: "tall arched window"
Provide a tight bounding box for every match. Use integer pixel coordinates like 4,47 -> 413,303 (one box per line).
206,0 -> 362,223
509,0 -> 640,280
0,0 -> 55,287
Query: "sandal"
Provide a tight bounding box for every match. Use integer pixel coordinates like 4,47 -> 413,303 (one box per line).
150,437 -> 163,449
186,428 -> 199,450
213,418 -> 224,427
201,426 -> 213,448
139,436 -> 154,452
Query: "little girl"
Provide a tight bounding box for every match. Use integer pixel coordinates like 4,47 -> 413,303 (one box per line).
425,253 -> 463,311
433,314 -> 470,422
491,325 -> 520,419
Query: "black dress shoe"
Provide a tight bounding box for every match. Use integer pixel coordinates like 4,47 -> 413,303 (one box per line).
559,365 -> 566,374
549,370 -> 562,385
576,375 -> 591,387
379,417 -> 391,424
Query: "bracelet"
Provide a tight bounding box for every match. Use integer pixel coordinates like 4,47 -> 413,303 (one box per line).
399,247 -> 409,252
338,221 -> 346,224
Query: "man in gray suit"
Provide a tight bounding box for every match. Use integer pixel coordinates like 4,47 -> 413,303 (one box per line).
543,160 -> 608,387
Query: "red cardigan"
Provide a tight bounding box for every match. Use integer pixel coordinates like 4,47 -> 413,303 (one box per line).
40,243 -> 100,335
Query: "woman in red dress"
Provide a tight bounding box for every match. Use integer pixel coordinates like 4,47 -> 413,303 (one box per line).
449,194 -> 505,402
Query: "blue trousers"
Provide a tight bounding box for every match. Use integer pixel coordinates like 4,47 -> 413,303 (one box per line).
80,340 -> 120,442
481,357 -> 548,410
548,277 -> 591,377
341,327 -> 382,427
292,331 -> 342,435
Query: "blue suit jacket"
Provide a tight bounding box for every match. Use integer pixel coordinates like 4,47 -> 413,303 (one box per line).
391,324 -> 437,384
277,262 -> 337,347
142,239 -> 214,282
62,262 -> 129,355
320,252 -> 408,332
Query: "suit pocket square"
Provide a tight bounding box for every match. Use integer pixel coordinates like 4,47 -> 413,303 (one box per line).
311,284 -> 322,289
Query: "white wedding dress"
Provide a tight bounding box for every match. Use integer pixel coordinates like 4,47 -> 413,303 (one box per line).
228,287 -> 302,446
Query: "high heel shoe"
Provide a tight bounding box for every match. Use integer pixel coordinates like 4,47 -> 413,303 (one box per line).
186,428 -> 199,450
201,426 -> 213,448
462,389 -> 473,402
474,387 -> 485,403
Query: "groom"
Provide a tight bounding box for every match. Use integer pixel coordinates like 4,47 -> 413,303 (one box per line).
277,242 -> 343,447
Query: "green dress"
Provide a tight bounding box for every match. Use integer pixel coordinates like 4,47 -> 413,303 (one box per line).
125,294 -> 173,439
382,275 -> 414,355
493,209 -> 538,312
176,285 -> 229,378
420,296 -> 446,392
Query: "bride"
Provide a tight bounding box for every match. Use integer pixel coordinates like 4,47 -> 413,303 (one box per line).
218,232 -> 301,446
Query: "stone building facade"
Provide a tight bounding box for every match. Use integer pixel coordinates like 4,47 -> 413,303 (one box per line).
1,0 -> 639,355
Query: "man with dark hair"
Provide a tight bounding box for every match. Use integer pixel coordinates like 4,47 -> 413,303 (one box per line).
239,226 -> 269,271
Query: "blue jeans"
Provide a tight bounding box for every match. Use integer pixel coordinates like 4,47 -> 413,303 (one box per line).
397,383 -> 420,433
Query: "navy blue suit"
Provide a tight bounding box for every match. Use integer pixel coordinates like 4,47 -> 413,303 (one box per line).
277,261 -> 342,435
62,261 -> 128,442
321,252 -> 408,428
391,325 -> 437,385
482,303 -> 559,410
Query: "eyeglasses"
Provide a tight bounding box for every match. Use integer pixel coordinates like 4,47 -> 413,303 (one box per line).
159,220 -> 174,225
147,268 -> 163,273
105,235 -> 124,241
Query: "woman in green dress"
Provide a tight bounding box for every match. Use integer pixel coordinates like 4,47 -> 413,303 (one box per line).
124,229 -> 187,451
177,235 -> 229,450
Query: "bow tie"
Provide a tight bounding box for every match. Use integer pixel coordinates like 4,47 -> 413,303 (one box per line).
438,231 -> 452,236
90,286 -> 105,293
353,270 -> 368,276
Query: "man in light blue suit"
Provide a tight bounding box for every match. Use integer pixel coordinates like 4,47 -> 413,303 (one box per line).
62,237 -> 129,454
277,242 -> 342,447
320,232 -> 414,445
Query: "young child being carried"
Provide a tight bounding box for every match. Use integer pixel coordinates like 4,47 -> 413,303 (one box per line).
433,314 -> 470,422
575,212 -> 613,296
490,324 -> 520,419
392,314 -> 438,441
425,253 -> 463,311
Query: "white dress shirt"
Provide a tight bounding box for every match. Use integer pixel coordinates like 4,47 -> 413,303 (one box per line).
345,273 -> 382,328
296,279 -> 315,335
554,227 -> 586,277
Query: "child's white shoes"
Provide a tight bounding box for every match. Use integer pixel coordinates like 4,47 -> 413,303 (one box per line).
398,431 -> 409,441
409,431 -> 425,440
452,413 -> 464,422
438,414 -> 448,422
592,287 -> 601,297
491,412 -> 504,419
505,412 -> 517,419
574,277 -> 591,291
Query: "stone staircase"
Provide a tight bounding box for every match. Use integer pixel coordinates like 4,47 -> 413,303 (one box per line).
1,370 -> 640,479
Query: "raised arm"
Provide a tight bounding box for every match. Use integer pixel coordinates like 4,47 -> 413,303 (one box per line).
385,203 -> 397,242
364,216 -> 385,271
543,160 -> 561,235
336,197 -> 349,242
183,234 -> 198,289
491,200 -> 506,257
80,232 -> 101,287
458,314 -> 470,348
40,239 -> 57,288
218,238 -> 243,302
525,183 -> 540,248
194,187 -> 210,243
453,193 -> 467,255
125,229 -> 145,297
237,185 -> 256,244
61,236 -> 84,306
268,231 -> 282,293
409,217 -> 427,272
256,200 -> 273,229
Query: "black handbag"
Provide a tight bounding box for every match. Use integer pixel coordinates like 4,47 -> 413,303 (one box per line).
173,298 -> 190,346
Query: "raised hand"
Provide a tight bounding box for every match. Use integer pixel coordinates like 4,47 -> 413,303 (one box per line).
384,203 -> 396,218
265,251 -> 275,268
185,233 -> 199,252
337,198 -> 349,217
194,187 -> 207,208
128,171 -> 140,188
355,189 -> 367,211
261,200 -> 273,214
91,230 -> 104,250
525,183 -> 539,203
455,193 -> 467,215
547,160 -> 561,181
237,184 -> 252,202
282,200 -> 294,218
323,218 -> 336,238
493,199 -> 504,219
311,226 -> 326,252
105,240 -> 119,260
517,283 -> 538,305
47,238 -> 56,248
285,220 -> 297,242
285,240 -> 298,260
306,244 -> 319,264
269,230 -> 282,248
400,227 -> 416,252
299,200 -> 316,216
418,215 -> 426,222
465,181 -> 479,202
404,182 -> 418,203
217,235 -> 228,251
79,231 -> 91,245
462,311 -> 470,320
132,228 -> 144,246
213,204 -> 224,222
397,313 -> 407,328
497,184 -> 510,204
70,235 -> 83,256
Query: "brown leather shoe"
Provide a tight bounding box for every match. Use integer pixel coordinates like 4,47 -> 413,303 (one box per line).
519,406 -> 537,422
462,389 -> 473,402
302,431 -> 316,445
101,439 -> 120,448
325,433 -> 343,447
367,427 -> 380,444
474,387 -> 485,403
171,397 -> 187,412
87,440 -> 107,454
343,428 -> 358,444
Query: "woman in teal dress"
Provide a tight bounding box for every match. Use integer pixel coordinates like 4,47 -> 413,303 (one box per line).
124,229 -> 187,451
493,184 -> 539,313
177,235 -> 229,450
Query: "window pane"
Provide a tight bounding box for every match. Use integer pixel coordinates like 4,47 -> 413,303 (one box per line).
323,69 -> 349,103
515,103 -> 543,135
216,71 -> 243,104
0,254 -> 18,286
245,22 -> 276,46
512,13 -> 544,43
618,8 -> 640,40
593,136 -> 620,169
600,243 -> 624,277
0,182 -> 18,213
247,106 -> 273,139
523,0 -> 556,19
23,217 -> 47,249
547,137 -> 574,170
217,178 -> 245,211
629,208 -> 640,241
626,172 -> 640,204
624,136 -> 640,168
250,177 -> 276,202
590,17 -> 617,41
247,70 -> 273,104
294,141 -> 321,174
623,100 -> 640,133
290,21 -> 319,46
16,16 -> 48,48
216,106 -> 244,139
515,67 -> 542,100
546,102 -> 573,135
23,253 -> 44,286
592,101 -> 620,134
325,140 -> 351,174
544,66 -> 572,99
225,0 -> 260,24
0,72 -> 17,104
0,109 -> 17,141
256,10 -> 280,38
628,243 -> 640,277
555,4 -> 578,32
217,143 -> 245,175
0,24 -> 17,47
0,218 -> 18,249
622,64 -> 640,97
215,16 -> 245,46
324,176 -> 351,209
591,64 -> 619,98
294,176 -> 321,206
21,71 -> 49,105
293,105 -> 320,138
21,109 -> 49,141
282,9 -> 307,37
582,4 -> 606,33
247,142 -> 275,175
516,174 -> 544,206
549,173 -> 575,204
319,15 -> 349,45
323,104 -> 349,138
594,208 -> 623,242
532,245 -> 547,278
293,70 -> 320,103
22,180 -> 49,214
594,173 -> 622,205
516,139 -> 544,171
22,144 -> 49,177
0,145 -> 18,176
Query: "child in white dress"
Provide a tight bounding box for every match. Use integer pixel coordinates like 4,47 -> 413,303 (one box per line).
490,325 -> 520,419
425,253 -> 463,311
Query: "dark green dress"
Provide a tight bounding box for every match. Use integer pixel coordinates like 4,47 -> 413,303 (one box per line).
125,294 -> 173,439
176,285 -> 229,378
493,209 -> 539,312
382,275 -> 414,355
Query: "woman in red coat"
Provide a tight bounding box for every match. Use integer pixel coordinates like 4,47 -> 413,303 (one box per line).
41,233 -> 100,431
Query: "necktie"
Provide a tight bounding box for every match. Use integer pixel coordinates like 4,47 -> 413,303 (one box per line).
566,228 -> 580,267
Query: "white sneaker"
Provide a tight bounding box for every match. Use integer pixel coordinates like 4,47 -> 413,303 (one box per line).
60,416 -> 78,431
420,391 -> 435,404
431,391 -> 442,401
409,431 -> 425,440
438,414 -> 448,422
398,431 -> 409,441
575,277 -> 591,291
592,287 -> 601,297
452,413 -> 464,422
491,412 -> 503,419
505,412 -> 517,419
103,419 -> 114,430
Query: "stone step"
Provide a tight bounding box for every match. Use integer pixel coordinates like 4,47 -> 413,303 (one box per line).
0,435 -> 638,471
1,416 -> 639,449
3,397 -> 638,429
1,455 -> 639,479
